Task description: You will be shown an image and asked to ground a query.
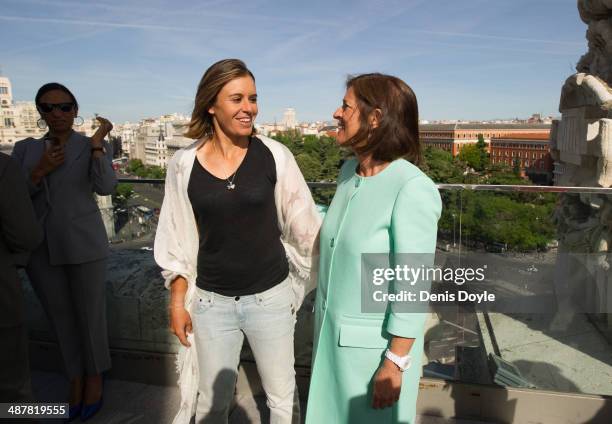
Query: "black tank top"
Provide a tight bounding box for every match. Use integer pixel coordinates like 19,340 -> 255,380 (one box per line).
187,137 -> 289,296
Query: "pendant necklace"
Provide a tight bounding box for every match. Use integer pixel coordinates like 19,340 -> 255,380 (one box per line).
226,170 -> 237,190
224,140 -> 249,190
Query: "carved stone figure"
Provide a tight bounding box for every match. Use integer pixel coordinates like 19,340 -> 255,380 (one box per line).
551,0 -> 612,333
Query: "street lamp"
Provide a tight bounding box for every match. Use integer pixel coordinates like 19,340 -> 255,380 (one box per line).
452,213 -> 456,248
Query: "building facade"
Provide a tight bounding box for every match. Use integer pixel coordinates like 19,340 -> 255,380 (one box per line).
166,122 -> 193,159
113,122 -> 139,157
0,76 -> 45,146
130,119 -> 156,164
420,123 -> 551,156
128,116 -> 190,167
489,133 -> 554,183
282,108 -> 297,129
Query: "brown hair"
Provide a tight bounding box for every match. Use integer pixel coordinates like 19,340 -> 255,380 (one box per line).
184,59 -> 255,140
343,73 -> 421,164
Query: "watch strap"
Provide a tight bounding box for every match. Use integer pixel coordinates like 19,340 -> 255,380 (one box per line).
385,348 -> 411,371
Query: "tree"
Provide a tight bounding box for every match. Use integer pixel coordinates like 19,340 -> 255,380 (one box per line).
458,144 -> 484,171
476,133 -> 489,170
113,183 -> 134,210
512,158 -> 521,176
135,167 -> 148,178
115,183 -> 134,200
421,147 -> 463,183
295,153 -> 323,182
128,159 -> 144,173
421,146 -> 556,252
271,131 -> 344,204
147,166 -> 166,179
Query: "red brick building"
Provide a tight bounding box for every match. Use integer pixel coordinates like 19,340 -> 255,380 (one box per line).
489,133 -> 553,183
420,123 -> 550,156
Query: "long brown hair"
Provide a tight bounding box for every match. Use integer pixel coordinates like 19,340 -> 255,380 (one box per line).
184,59 -> 255,140
343,73 -> 421,164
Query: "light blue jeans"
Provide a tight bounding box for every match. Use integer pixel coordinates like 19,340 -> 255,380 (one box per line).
191,277 -> 299,424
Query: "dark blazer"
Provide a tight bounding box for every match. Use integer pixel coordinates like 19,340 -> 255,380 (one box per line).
11,131 -> 117,265
0,153 -> 43,328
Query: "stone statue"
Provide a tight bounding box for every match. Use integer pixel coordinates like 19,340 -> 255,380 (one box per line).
550,0 -> 612,333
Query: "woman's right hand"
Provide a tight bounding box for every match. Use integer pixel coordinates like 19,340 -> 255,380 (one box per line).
30,144 -> 65,185
169,276 -> 192,347
38,145 -> 65,174
170,306 -> 193,347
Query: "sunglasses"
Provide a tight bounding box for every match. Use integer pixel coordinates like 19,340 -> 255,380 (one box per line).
38,102 -> 75,113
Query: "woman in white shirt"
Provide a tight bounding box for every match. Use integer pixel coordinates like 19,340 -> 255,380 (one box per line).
154,59 -> 321,424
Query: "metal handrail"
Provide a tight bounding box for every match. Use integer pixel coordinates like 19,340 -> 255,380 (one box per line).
117,178 -> 612,194
435,184 -> 612,194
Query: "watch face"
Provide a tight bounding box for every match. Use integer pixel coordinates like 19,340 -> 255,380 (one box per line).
400,357 -> 411,369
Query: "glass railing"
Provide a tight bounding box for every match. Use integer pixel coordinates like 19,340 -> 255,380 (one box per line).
24,179 -> 612,399
421,184 -> 612,399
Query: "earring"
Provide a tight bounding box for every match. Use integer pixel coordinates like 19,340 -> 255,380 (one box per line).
74,116 -> 84,127
37,119 -> 47,130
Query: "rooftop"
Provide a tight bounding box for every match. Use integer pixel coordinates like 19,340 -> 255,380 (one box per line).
420,123 -> 552,131
492,133 -> 550,141
20,182 -> 612,424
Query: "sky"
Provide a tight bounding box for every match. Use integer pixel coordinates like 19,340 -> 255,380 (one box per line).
0,0 -> 587,124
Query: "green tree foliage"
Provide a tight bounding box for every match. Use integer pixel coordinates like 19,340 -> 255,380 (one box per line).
420,147 -> 464,183
271,132 -> 342,204
113,183 -> 134,207
295,153 -> 322,181
486,165 -> 528,185
116,183 -> 134,199
512,158 -> 521,176
267,130 -> 557,252
455,135 -> 489,172
135,167 -> 149,178
128,159 -> 144,173
458,144 -> 485,171
127,159 -> 166,179
422,146 -> 556,251
476,133 -> 489,170
459,192 -> 555,251
147,166 -> 166,179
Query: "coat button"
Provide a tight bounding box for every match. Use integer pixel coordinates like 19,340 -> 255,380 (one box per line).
355,179 -> 361,187
330,238 -> 335,248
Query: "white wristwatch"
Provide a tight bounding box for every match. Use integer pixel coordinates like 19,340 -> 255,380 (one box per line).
385,349 -> 411,371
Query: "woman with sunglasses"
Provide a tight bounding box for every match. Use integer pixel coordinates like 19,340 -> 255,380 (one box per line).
11,82 -> 116,421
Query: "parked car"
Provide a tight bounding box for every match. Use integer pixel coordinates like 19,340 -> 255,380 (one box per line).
486,242 -> 507,253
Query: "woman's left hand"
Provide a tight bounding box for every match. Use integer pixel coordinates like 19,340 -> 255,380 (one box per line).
91,116 -> 113,147
372,359 -> 402,409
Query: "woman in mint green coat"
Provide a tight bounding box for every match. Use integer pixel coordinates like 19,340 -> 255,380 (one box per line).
306,73 -> 441,424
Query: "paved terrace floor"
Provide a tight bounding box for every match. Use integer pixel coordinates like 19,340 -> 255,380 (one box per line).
31,370 -> 492,424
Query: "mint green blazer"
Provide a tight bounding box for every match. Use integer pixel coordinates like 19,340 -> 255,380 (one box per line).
306,158 -> 442,424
